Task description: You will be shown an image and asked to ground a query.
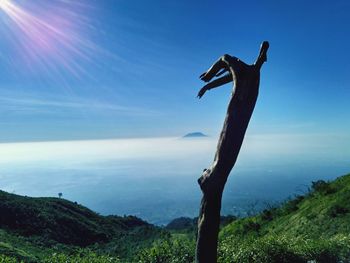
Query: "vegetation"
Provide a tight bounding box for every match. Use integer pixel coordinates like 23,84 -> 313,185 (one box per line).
1,173 -> 350,262
135,237 -> 195,263
136,174 -> 350,262
165,215 -> 236,233
0,191 -> 167,262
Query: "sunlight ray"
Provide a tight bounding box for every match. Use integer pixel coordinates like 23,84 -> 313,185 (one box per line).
0,0 -> 106,79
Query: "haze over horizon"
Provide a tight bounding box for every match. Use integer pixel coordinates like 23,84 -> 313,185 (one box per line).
1,135 -> 349,224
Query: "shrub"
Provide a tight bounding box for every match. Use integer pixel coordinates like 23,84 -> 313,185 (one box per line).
242,220 -> 260,234
134,238 -> 195,263
0,255 -> 21,263
42,250 -> 120,263
218,235 -> 304,263
281,195 -> 304,215
293,235 -> 350,263
261,209 -> 273,221
328,205 -> 349,217
311,180 -> 335,195
218,234 -> 350,263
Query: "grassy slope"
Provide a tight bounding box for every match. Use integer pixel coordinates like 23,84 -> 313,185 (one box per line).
221,173 -> 350,238
1,173 -> 350,262
0,191 -> 167,261
218,173 -> 350,262
136,173 -> 350,263
0,190 -> 153,245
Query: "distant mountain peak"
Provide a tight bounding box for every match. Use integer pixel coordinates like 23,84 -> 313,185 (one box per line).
183,132 -> 207,138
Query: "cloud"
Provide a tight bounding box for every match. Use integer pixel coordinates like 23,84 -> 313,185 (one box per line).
0,137 -> 215,165
0,95 -> 159,117
1,133 -> 349,167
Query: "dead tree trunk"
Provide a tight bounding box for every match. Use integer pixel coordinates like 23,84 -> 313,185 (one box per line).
195,41 -> 269,263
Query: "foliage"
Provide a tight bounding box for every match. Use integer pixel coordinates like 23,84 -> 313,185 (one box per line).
0,191 -> 166,262
0,240 -> 38,262
311,180 -> 335,195
42,250 -> 120,263
218,173 -> 350,262
165,217 -> 195,231
218,234 -> 350,263
0,190 -> 154,246
1,173 -> 350,262
0,254 -> 23,263
165,215 -> 236,234
134,237 -> 195,263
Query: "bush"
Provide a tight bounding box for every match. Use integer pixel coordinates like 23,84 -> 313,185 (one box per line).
0,255 -> 21,263
328,205 -> 349,217
42,250 -> 120,263
0,242 -> 36,262
281,195 -> 304,215
293,235 -> 350,263
218,234 -> 350,263
242,219 -> 260,234
261,209 -> 274,221
311,180 -> 335,195
218,235 -> 304,263
134,238 -> 195,263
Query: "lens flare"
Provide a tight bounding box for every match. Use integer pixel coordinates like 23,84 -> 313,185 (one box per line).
0,0 -> 105,79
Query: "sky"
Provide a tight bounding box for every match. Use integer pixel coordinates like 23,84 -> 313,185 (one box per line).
0,0 -> 350,142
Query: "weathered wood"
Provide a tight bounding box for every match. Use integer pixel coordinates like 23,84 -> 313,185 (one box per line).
196,41 -> 269,263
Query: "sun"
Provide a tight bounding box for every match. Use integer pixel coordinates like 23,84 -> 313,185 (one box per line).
0,0 -> 10,10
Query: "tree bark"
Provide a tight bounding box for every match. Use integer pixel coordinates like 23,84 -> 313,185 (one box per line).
195,41 -> 269,263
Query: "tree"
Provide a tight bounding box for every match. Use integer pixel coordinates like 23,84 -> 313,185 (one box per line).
58,192 -> 63,198
195,41 -> 269,263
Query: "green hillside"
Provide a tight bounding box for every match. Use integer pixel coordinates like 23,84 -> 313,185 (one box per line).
1,173 -> 350,262
216,173 -> 350,262
0,191 -> 168,262
221,174 -> 350,238
137,173 -> 350,263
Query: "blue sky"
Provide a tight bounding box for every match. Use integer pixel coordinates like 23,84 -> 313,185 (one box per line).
0,0 -> 349,142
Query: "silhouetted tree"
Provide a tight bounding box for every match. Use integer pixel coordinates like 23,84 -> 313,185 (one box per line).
195,41 -> 269,263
